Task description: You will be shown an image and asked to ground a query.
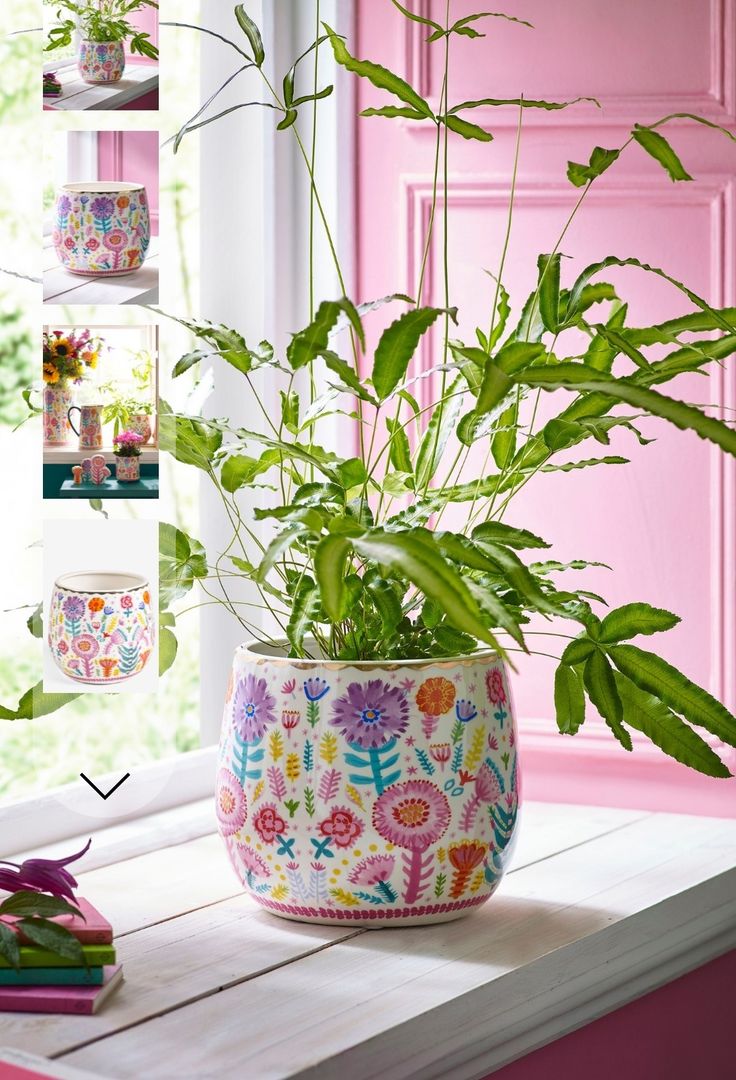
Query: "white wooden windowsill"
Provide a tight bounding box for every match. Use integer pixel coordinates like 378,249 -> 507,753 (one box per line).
43,446 -> 159,464
2,801 -> 735,1078
43,240 -> 159,306
43,64 -> 159,112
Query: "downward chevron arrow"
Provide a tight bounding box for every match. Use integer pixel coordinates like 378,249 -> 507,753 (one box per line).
80,772 -> 131,800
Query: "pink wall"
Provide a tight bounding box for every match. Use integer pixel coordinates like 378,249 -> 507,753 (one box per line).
125,4 -> 159,66
354,0 -> 736,815
97,130 -> 159,235
486,948 -> 736,1080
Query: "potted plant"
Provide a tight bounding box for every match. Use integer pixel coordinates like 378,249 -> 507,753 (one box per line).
112,429 -> 143,482
102,394 -> 154,442
43,0 -> 159,84
42,329 -> 101,446
151,3 -> 736,927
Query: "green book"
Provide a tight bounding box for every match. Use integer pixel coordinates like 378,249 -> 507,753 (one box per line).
0,944 -> 115,969
0,966 -> 105,986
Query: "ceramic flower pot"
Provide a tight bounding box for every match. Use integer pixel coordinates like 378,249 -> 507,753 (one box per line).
48,572 -> 154,685
115,455 -> 140,482
68,404 -> 103,450
217,642 -> 519,927
128,413 -> 152,444
43,383 -> 74,446
53,182 -> 150,277
78,40 -> 126,84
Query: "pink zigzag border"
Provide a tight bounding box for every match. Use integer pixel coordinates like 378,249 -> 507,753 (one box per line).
251,893 -> 491,921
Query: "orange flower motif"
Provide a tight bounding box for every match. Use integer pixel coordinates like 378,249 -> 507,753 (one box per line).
117,195 -> 130,209
142,590 -> 150,604
88,596 -> 104,613
416,677 -> 456,717
98,658 -> 118,678
448,840 -> 487,899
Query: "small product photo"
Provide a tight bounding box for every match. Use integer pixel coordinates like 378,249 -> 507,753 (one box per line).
43,128 -> 159,305
42,0 -> 159,112
43,518 -> 158,694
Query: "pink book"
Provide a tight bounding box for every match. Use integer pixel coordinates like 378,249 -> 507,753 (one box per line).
0,1047 -> 100,1078
0,965 -> 123,1015
10,898 -> 113,946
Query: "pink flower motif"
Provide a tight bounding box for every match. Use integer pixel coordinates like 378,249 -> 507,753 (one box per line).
216,768 -> 246,836
237,844 -> 270,879
52,229 -> 62,247
63,236 -> 75,250
372,780 -> 451,853
348,854 -> 395,887
103,228 -> 129,251
120,595 -> 134,610
281,678 -> 297,695
253,803 -> 286,844
57,640 -> 69,655
86,237 -> 100,251
429,743 -> 451,769
318,807 -> 364,849
232,674 -> 277,743
71,634 -> 99,659
330,679 -> 409,748
474,763 -> 501,804
486,668 -> 507,706
488,734 -> 499,751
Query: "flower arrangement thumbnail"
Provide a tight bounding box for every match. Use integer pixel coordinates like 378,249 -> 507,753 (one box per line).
43,329 -> 103,386
112,430 -> 144,457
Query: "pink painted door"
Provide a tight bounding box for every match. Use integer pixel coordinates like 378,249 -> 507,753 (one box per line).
354,0 -> 736,812
98,131 -> 159,235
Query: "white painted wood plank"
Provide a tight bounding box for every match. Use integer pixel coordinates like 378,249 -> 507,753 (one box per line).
0,896 -> 359,1060
46,65 -> 158,111
43,242 -> 159,306
60,813 -> 736,1079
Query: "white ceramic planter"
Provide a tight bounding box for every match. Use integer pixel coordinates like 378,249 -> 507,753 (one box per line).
217,642 -> 519,927
128,413 -> 152,444
48,572 -> 155,685
78,40 -> 126,83
53,182 -> 150,277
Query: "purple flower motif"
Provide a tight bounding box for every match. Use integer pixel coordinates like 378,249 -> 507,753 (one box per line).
62,595 -> 85,620
56,195 -> 71,218
232,673 -> 277,743
455,698 -> 478,723
0,839 -> 90,901
90,196 -> 114,220
303,677 -> 329,703
331,679 -> 409,749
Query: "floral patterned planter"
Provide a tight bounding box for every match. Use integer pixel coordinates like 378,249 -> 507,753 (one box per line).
43,383 -> 74,446
78,40 -> 126,84
217,643 -> 519,927
128,413 -> 152,444
53,182 -> 150,277
115,455 -> 140,482
48,572 -> 155,685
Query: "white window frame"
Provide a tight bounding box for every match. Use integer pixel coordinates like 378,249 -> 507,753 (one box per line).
42,17 -> 81,75
42,130 -> 99,238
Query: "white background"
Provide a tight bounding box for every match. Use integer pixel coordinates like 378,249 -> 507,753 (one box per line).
43,517 -> 158,694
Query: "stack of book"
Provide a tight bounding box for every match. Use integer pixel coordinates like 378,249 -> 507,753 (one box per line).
42,72 -> 62,98
0,899 -> 123,1015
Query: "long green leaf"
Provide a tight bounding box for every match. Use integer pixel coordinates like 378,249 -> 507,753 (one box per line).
450,95 -> 598,114
457,360 -> 513,445
614,673 -> 730,778
352,531 -> 502,649
554,663 -> 586,734
583,302 -> 628,372
373,307 -> 453,400
159,626 -> 178,676
361,105 -> 428,120
0,924 -> 20,969
632,124 -> 693,182
584,650 -> 631,749
234,4 -> 264,65
286,579 -> 321,655
324,22 -> 433,118
0,893 -> 82,920
599,602 -> 680,643
18,919 -> 86,966
287,298 -> 364,370
256,525 -> 306,583
414,379 -> 464,488
516,364 -> 736,456
472,521 -> 550,549
442,115 -> 493,141
365,575 -> 404,638
472,540 -> 560,615
389,0 -> 442,30
0,683 -> 80,722
537,253 -> 562,333
385,417 -> 413,474
314,535 -> 352,622
608,644 -> 736,748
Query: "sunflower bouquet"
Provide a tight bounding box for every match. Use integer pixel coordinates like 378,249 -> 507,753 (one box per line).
42,329 -> 102,386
